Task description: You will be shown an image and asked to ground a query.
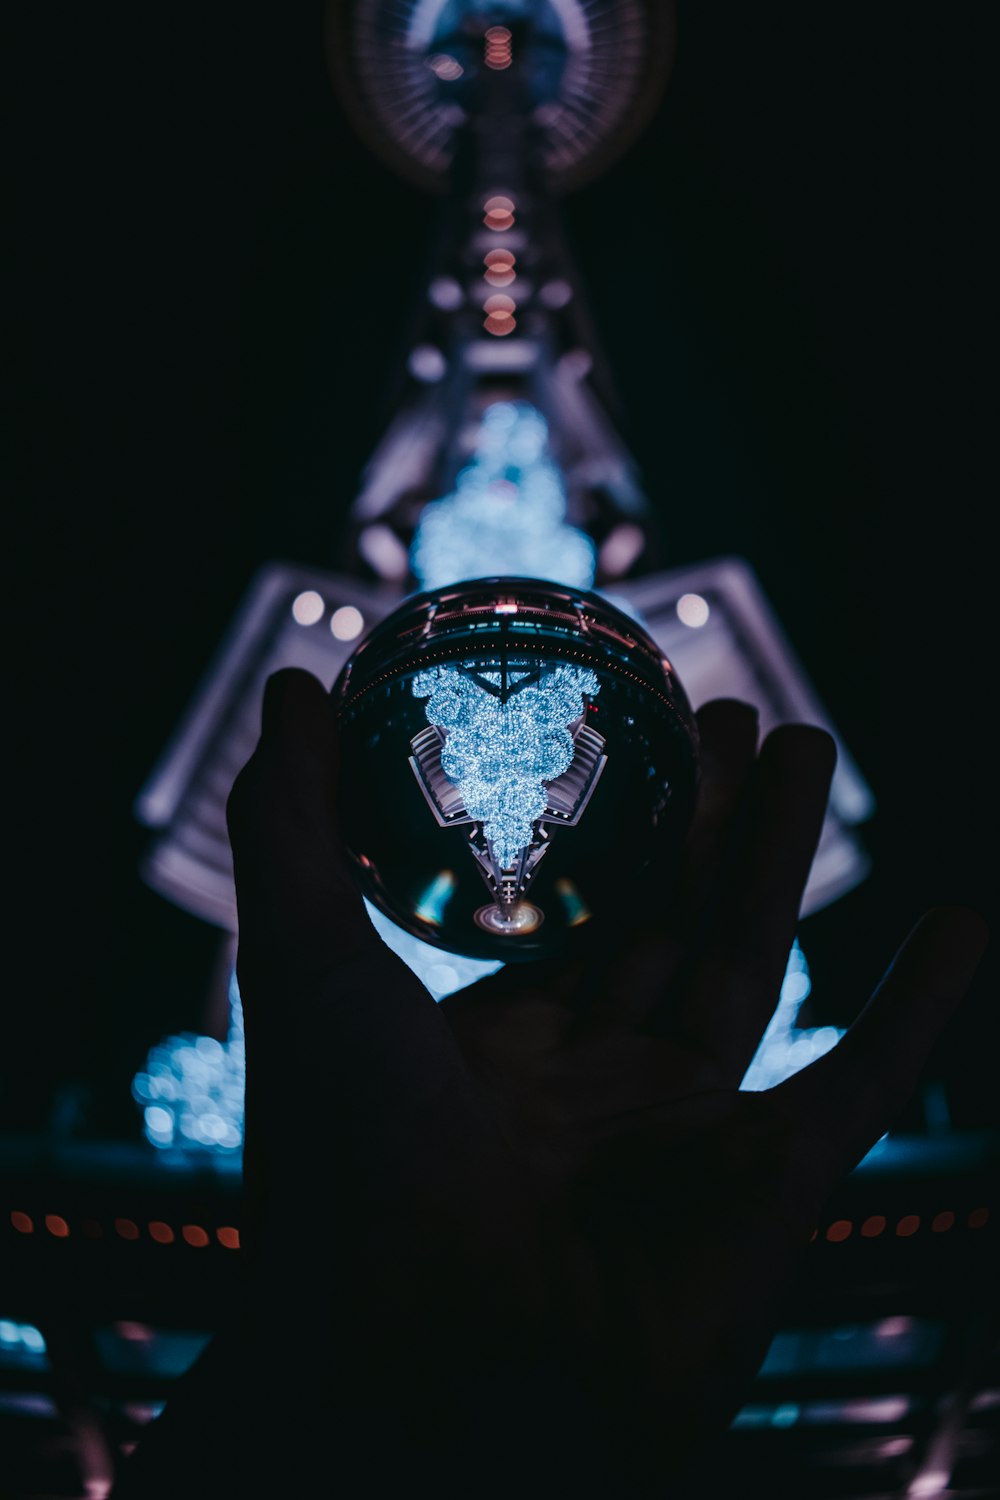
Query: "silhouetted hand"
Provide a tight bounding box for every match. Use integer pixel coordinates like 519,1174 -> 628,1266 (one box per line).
113,666 -> 988,1500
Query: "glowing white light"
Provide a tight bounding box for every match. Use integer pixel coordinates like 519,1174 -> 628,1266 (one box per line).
330,605 -> 365,641
677,593 -> 710,628
408,344 -> 447,382
413,662 -> 599,869
427,963 -> 460,993
291,590 -> 324,626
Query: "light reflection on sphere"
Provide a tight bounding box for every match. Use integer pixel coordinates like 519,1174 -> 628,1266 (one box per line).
331,578 -> 699,962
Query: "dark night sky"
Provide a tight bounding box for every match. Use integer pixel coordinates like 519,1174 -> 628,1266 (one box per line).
9,3 -> 996,1134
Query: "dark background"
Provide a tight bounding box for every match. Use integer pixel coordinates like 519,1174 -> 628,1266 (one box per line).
9,3 -> 996,1137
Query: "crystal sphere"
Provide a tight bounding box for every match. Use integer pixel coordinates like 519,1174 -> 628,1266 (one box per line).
330,578 -> 699,962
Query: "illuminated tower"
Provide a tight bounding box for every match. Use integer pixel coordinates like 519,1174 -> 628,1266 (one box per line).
131,0 -> 874,1152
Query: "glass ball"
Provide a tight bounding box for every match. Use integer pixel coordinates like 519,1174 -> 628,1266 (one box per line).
330,577 -> 699,962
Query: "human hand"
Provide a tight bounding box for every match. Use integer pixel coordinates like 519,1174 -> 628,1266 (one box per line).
222,666 -> 987,1495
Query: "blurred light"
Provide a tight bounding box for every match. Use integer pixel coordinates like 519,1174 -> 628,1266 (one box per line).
428,275 -> 463,309
908,1473 -> 950,1498
414,870 -> 456,927
410,401 -> 596,592
826,1219 -> 853,1242
896,1214 -> 921,1237
484,312 -> 516,335
539,279 -> 572,309
10,1211 -> 33,1233
44,1215 -> 69,1238
483,195 -> 514,214
148,1221 -> 174,1244
968,1205 -> 989,1227
363,897 -> 503,999
114,1219 -> 139,1241
771,1404 -> 799,1427
598,522 -> 645,578
483,293 -> 516,316
427,53 -> 463,80
291,590 -> 324,626
0,1393 -> 57,1417
182,1225 -> 210,1248
484,249 -> 516,287
217,1226 -> 240,1250
359,523 -> 411,581
876,1316 -> 915,1337
676,593 -> 710,628
408,344 -> 447,383
742,941 -> 847,1090
494,601 -> 518,613
330,605 -> 365,641
931,1209 -> 955,1232
484,26 -> 512,70
426,963 -> 460,993
861,1214 -> 887,1237
555,877 -> 591,927
558,349 -> 591,379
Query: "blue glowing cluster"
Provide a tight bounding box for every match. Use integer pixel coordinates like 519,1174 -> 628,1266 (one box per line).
413,662 -> 599,867
410,401 -> 596,590
131,971 -> 245,1152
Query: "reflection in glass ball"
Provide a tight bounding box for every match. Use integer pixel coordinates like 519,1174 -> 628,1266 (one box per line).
331,578 -> 699,962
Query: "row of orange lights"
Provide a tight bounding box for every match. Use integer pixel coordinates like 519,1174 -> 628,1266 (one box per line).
9,1210 -> 240,1249
481,203 -> 517,333
810,1206 -> 989,1242
484,25 -> 512,71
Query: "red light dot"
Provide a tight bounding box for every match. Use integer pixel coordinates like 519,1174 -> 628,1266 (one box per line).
484,26 -> 511,41
483,293 -> 515,315
483,195 -> 513,214
182,1224 -> 210,1248
148,1221 -> 175,1244
895,1214 -> 921,1237
217,1226 -> 240,1250
484,266 -> 516,287
826,1219 -> 853,1242
484,249 -> 515,268
968,1206 -> 990,1229
10,1211 -> 33,1234
115,1218 -> 140,1241
483,211 -> 515,231
931,1210 -> 955,1233
860,1215 -> 887,1237
484,312 -> 516,336
45,1215 -> 69,1238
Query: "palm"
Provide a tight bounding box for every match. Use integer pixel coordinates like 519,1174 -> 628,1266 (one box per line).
223,668 -> 986,1495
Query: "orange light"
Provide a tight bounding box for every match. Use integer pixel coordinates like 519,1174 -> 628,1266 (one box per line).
44,1214 -> 69,1238
115,1217 -> 140,1241
484,312 -> 516,336
10,1210 -> 33,1234
483,293 -> 516,315
895,1214 -> 920,1237
860,1214 -> 887,1237
826,1219 -> 853,1242
182,1224 -> 210,1248
148,1221 -> 175,1244
968,1206 -> 990,1228
217,1226 -> 240,1250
